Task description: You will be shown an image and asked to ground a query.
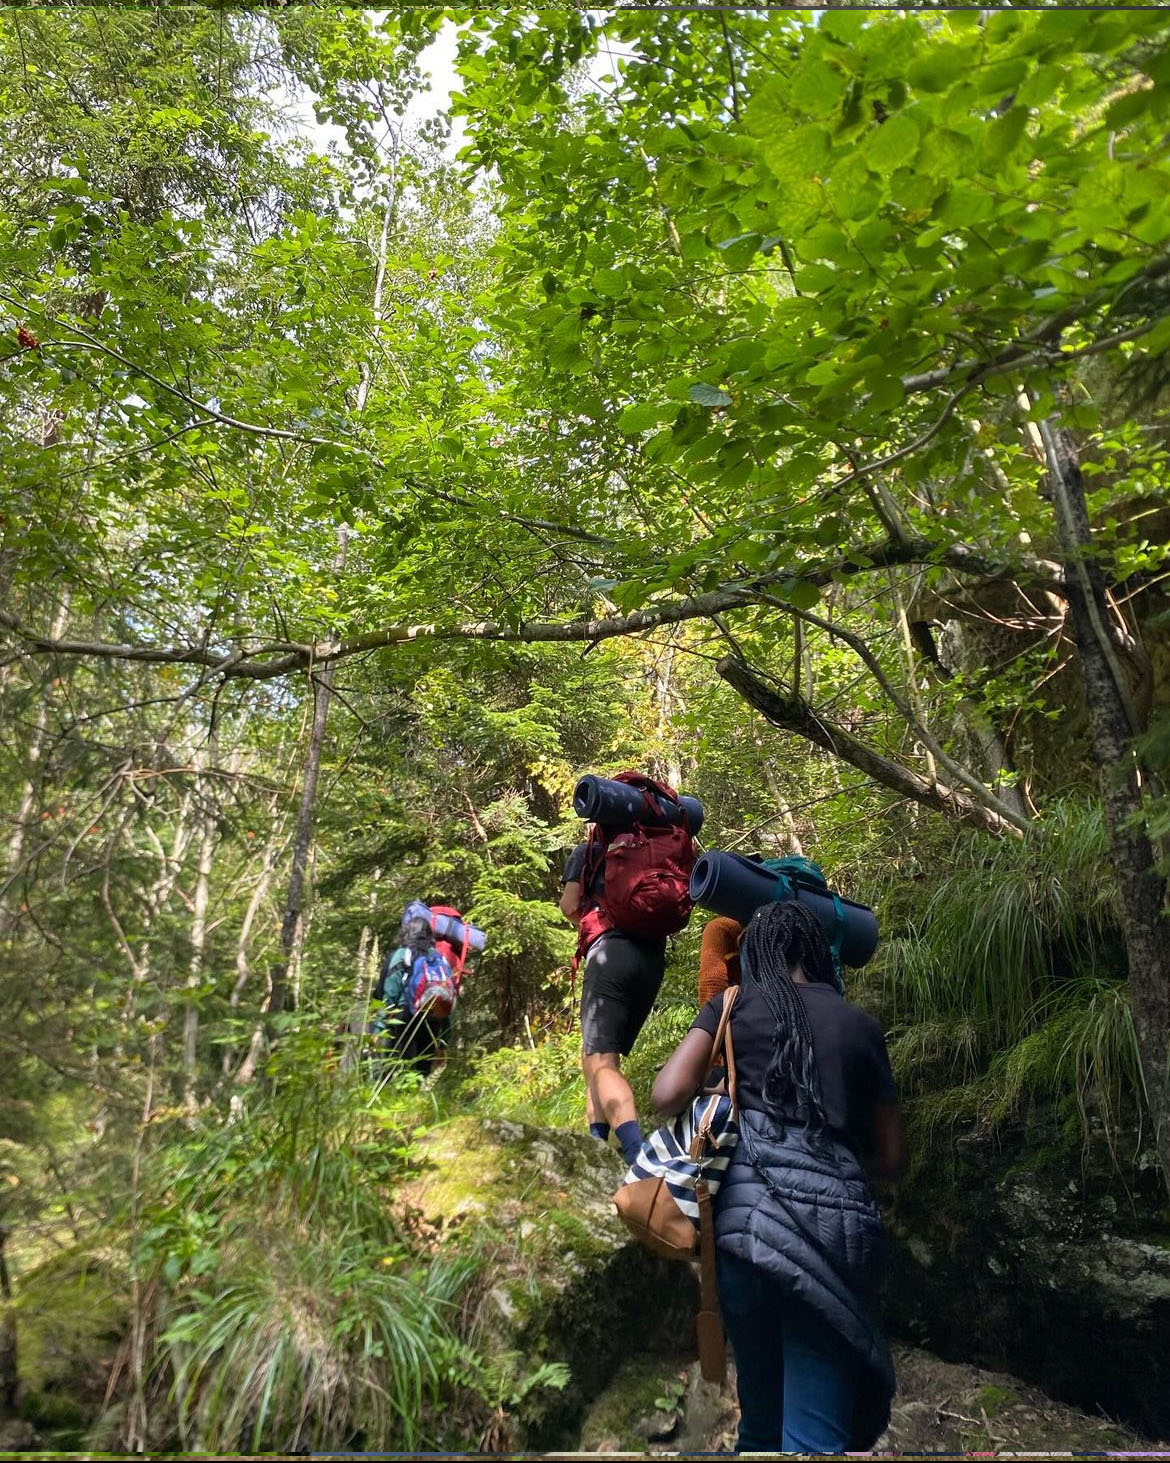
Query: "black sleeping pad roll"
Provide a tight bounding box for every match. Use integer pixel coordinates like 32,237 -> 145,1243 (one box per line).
573,774 -> 705,836
689,850 -> 878,968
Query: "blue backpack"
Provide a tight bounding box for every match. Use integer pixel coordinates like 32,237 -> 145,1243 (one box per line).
405,949 -> 457,1020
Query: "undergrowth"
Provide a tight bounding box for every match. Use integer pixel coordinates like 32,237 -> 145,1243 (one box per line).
881,800 -> 1145,1160
103,1034 -> 490,1454
455,960 -> 700,1134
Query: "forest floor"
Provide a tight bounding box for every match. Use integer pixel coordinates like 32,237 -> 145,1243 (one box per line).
576,1343 -> 1169,1456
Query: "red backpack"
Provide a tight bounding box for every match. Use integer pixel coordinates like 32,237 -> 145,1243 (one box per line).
578,772 -> 696,953
428,904 -> 471,989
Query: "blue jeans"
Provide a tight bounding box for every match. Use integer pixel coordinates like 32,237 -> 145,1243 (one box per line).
718,1250 -> 857,1454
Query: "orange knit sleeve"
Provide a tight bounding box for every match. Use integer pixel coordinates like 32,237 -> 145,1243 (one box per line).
697,916 -> 744,1008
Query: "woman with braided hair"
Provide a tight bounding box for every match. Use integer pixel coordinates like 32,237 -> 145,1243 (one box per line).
652,899 -> 906,1454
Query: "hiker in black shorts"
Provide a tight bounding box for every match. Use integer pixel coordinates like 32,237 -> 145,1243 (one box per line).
561,840 -> 667,1164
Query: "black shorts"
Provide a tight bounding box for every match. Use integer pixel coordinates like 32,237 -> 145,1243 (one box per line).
580,932 -> 667,1057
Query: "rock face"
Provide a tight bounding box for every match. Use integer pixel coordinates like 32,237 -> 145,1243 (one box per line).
402,1115 -> 1169,1452
885,1132 -> 1170,1438
399,1116 -> 698,1450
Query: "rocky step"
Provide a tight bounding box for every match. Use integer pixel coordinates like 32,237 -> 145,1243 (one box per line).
576,1345 -> 1168,1455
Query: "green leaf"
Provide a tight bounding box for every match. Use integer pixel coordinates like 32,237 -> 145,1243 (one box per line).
864,112 -> 920,176
716,232 -> 762,270
972,57 -> 1029,101
983,108 -> 1028,167
866,373 -> 905,413
907,44 -> 973,94
1105,87 -> 1153,131
1137,315 -> 1170,357
689,382 -> 732,408
781,579 -> 822,611
790,58 -> 849,119
794,262 -> 837,294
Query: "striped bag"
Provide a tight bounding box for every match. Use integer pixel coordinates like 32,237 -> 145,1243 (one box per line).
613,985 -> 739,1382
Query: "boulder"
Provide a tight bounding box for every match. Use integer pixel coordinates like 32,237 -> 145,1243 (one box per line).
398,1117 -> 698,1450
880,1345 -> 1163,1454
885,1129 -> 1170,1437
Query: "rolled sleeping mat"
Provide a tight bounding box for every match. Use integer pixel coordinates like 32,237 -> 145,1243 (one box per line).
403,900 -> 487,953
688,850 -> 878,968
573,774 -> 705,836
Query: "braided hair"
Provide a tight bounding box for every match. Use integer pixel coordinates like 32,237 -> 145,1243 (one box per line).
740,899 -> 838,1141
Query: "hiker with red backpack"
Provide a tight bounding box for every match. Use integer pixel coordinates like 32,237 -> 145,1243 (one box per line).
373,902 -> 478,1075
560,772 -> 701,1165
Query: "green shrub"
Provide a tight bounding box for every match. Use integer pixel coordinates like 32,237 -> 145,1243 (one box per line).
117,1040 -> 480,1453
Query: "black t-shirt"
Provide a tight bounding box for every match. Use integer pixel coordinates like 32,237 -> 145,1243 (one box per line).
563,840 -> 603,899
692,981 -> 896,1162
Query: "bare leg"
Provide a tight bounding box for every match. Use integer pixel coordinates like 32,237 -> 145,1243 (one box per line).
584,1055 -> 600,1126
583,1050 -> 637,1130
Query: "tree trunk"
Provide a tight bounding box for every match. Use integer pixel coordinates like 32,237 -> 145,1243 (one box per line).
890,575 -> 941,794
762,757 -> 804,855
0,599 -> 70,937
1037,417 -> 1170,1189
265,190 -> 395,1024
268,655 -> 335,1020
182,757 -> 217,1111
497,953 -> 515,1036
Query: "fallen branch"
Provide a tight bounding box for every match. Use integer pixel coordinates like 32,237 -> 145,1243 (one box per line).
716,655 -> 1029,839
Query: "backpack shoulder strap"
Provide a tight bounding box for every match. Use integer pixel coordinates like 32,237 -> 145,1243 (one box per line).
428,904 -> 471,980
703,985 -> 739,1114
579,823 -> 607,899
615,770 -> 683,822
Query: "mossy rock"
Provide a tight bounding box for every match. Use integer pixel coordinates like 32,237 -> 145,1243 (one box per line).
401,1116 -> 698,1450
880,1345 -> 1158,1454
579,1354 -> 689,1452
886,1134 -> 1170,1439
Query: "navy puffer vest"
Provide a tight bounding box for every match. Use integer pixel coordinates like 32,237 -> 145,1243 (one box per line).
715,1108 -> 895,1449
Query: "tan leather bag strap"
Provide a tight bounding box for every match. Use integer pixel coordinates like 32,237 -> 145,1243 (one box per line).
695,1176 -> 726,1383
697,1178 -> 717,1311
704,983 -> 739,1116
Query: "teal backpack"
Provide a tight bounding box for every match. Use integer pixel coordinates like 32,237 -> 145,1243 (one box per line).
758,855 -> 846,992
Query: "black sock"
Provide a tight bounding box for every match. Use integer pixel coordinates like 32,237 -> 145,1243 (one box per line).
616,1119 -> 644,1163
589,1121 -> 611,1144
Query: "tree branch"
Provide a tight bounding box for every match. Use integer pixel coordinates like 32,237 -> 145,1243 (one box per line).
0,533 -> 1066,681
0,290 -> 365,458
716,655 -> 1026,839
759,594 -> 1034,834
899,252 -> 1170,397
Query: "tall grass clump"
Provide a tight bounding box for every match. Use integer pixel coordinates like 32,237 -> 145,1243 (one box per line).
112,1035 -> 477,1454
883,800 -> 1142,1151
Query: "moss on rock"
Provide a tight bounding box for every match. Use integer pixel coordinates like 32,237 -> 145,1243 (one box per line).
401,1116 -> 698,1450
879,1345 -> 1156,1454
578,1355 -> 689,1452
